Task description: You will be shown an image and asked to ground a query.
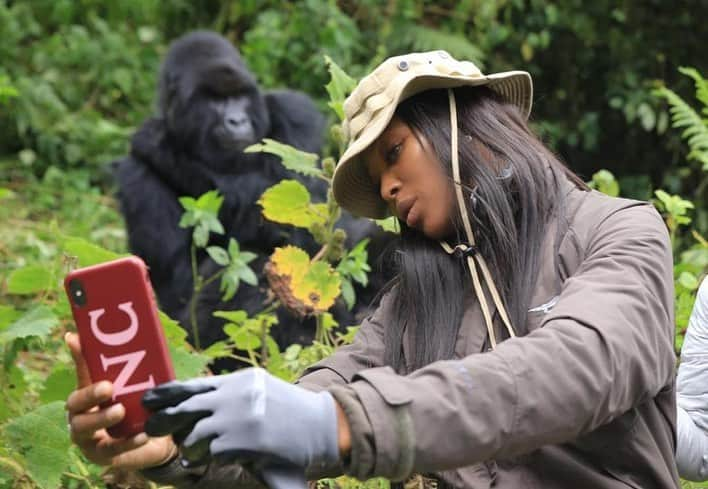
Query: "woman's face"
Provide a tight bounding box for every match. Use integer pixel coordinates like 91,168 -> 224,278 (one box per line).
364,117 -> 455,239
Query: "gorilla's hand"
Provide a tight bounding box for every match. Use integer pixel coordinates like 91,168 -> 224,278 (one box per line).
143,369 -> 340,471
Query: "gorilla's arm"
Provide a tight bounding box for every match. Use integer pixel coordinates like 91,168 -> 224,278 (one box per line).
113,156 -> 194,317
264,90 -> 326,155
130,118 -> 218,198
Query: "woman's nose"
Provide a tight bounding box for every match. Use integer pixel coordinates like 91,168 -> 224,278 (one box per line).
379,171 -> 400,202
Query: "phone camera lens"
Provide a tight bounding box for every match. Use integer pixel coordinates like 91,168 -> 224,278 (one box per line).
69,279 -> 87,307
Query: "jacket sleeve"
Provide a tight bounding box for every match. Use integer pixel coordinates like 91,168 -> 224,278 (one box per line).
676,277 -> 708,481
328,203 -> 677,480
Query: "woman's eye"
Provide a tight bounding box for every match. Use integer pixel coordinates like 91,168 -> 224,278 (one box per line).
385,143 -> 402,165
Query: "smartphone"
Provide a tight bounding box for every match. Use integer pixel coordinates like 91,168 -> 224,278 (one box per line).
64,256 -> 175,439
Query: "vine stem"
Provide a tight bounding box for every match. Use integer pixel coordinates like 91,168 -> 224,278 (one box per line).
312,244 -> 328,262
188,245 -> 227,351
202,268 -> 226,288
0,456 -> 24,477
62,471 -> 96,488
260,317 -> 268,366
189,244 -> 201,350
229,353 -> 257,365
315,314 -> 325,344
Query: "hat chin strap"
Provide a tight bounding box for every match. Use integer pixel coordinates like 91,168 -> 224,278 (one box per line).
440,89 -> 515,350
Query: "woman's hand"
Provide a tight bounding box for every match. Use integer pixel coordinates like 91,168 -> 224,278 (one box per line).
64,332 -> 177,470
142,368 -> 341,470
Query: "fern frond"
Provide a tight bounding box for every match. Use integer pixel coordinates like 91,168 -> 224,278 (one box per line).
402,26 -> 486,67
679,66 -> 708,112
655,85 -> 708,170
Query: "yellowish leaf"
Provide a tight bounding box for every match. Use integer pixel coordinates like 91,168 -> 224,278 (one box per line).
266,246 -> 341,315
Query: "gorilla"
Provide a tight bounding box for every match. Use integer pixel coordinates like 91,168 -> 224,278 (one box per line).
113,31 -> 388,357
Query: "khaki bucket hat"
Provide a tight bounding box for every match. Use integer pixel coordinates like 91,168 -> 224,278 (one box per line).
332,50 -> 533,219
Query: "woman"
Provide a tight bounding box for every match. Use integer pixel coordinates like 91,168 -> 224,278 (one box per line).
65,51 -> 678,488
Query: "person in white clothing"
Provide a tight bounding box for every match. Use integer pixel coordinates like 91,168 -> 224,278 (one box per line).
677,275 -> 708,480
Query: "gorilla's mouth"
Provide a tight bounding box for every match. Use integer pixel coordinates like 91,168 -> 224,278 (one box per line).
213,129 -> 252,152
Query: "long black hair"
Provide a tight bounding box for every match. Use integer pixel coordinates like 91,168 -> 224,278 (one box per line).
383,86 -> 588,373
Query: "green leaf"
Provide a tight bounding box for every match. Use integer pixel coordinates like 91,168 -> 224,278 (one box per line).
193,225 -> 209,248
654,189 -> 671,207
4,401 -> 72,489
678,66 -> 708,107
338,325 -> 361,345
232,328 -> 262,351
0,306 -> 58,344
681,248 -> 708,269
202,341 -> 231,359
179,191 -> 225,247
587,169 -> 620,197
178,196 -> 197,212
259,180 -> 328,228
220,269 -> 241,301
180,190 -> 224,214
158,312 -> 210,377
337,238 -> 371,288
654,190 -> 694,217
0,365 -> 29,423
0,306 -> 22,331
207,246 -> 230,266
0,187 -> 15,200
284,344 -> 302,361
319,312 -> 338,333
39,365 -> 76,404
266,336 -> 282,362
654,78 -> 708,169
203,215 -> 225,234
63,236 -> 124,267
304,261 -> 342,310
239,266 -> 259,287
245,139 -> 322,178
159,311 -> 188,346
225,241 -> 258,284
374,216 -> 400,233
213,310 -> 248,325
678,271 -> 699,290
228,238 -> 241,257
637,102 -> 656,131
324,55 -> 357,120
239,251 -> 258,264
340,278 -> 355,310
6,265 -> 54,295
169,345 -> 211,380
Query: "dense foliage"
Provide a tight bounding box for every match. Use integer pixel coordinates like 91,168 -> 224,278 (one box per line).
1,1 -> 707,488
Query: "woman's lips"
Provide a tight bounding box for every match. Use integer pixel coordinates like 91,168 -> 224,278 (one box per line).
406,204 -> 421,227
397,198 -> 418,227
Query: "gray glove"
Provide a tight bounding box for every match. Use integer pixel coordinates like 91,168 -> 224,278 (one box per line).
143,368 -> 340,473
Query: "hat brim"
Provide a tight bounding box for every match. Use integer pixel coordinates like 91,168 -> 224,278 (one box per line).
332,71 -> 532,219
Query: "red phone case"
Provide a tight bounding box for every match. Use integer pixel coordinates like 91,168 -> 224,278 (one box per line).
64,256 -> 175,439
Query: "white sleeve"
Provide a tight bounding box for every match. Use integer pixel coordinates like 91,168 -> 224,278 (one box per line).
676,276 -> 708,480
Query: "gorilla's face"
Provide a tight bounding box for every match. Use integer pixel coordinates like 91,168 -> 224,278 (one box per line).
159,33 -> 271,172
209,95 -> 255,151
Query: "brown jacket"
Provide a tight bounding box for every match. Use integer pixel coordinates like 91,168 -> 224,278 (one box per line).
143,184 -> 678,488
